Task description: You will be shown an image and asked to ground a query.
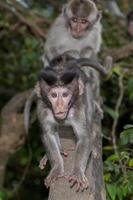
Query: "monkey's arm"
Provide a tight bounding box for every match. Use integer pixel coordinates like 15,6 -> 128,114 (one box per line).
69,86 -> 94,191
37,100 -> 64,187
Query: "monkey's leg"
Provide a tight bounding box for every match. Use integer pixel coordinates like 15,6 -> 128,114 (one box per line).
69,129 -> 91,192
41,125 -> 64,188
55,131 -> 68,157
39,132 -> 67,171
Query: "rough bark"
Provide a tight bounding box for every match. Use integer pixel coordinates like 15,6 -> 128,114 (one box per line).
105,42 -> 133,62
48,115 -> 106,200
0,90 -> 31,188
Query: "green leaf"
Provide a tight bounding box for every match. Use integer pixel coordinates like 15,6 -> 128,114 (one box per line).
104,173 -> 111,182
103,146 -> 113,151
112,65 -> 121,75
0,191 -> 6,200
120,129 -> 133,145
107,154 -> 119,161
122,184 -> 128,197
106,184 -> 117,200
117,187 -> 123,200
104,105 -> 119,120
129,159 -> 133,167
124,124 -> 133,129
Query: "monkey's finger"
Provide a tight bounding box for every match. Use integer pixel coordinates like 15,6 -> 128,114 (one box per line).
81,180 -> 89,192
69,177 -> 78,188
45,176 -> 56,188
76,181 -> 82,192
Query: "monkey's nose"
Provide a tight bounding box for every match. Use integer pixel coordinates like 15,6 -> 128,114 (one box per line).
56,99 -> 64,110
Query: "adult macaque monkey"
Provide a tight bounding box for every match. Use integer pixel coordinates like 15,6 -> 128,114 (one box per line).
42,0 -> 102,65
24,55 -> 112,192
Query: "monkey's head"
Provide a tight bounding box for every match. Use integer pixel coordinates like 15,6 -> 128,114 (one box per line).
37,57 -> 84,120
63,0 -> 101,38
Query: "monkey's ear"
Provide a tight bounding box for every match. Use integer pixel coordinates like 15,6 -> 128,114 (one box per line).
78,78 -> 84,96
62,3 -> 73,19
97,11 -> 102,21
38,69 -> 57,86
62,4 -> 66,15
40,80 -> 51,94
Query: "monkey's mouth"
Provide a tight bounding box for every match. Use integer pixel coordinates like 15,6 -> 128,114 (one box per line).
71,30 -> 86,39
55,112 -> 67,120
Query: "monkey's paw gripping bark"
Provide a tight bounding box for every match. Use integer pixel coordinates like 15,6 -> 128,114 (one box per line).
69,169 -> 89,192
44,166 -> 65,188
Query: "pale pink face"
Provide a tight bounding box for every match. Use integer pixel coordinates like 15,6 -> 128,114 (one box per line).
48,87 -> 73,120
69,17 -> 89,38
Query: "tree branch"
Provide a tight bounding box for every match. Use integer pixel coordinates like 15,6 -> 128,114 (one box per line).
0,1 -> 48,40
0,90 -> 32,188
105,42 -> 133,62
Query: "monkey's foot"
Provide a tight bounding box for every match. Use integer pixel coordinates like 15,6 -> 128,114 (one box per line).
61,150 -> 68,157
45,167 -> 65,188
69,170 -> 89,192
39,151 -> 67,170
39,155 -> 48,170
94,101 -> 103,119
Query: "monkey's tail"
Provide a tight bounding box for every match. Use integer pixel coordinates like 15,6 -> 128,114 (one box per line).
78,56 -> 113,76
24,90 -> 36,134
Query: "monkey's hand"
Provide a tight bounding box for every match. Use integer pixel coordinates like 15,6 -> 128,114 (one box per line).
69,168 -> 89,192
39,155 -> 48,170
45,165 -> 65,188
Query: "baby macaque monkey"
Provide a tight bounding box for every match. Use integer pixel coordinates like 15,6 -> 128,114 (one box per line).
42,0 -> 102,65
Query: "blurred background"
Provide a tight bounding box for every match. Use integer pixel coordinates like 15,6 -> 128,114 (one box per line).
0,0 -> 133,199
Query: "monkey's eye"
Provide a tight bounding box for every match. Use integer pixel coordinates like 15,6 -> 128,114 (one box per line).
81,19 -> 88,24
62,92 -> 69,97
51,93 -> 57,98
71,17 -> 78,23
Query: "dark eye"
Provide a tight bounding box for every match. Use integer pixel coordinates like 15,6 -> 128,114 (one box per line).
51,93 -> 57,98
63,92 -> 68,97
81,19 -> 88,24
71,17 -> 77,23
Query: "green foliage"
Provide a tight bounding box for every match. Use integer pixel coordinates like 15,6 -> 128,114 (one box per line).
0,191 -> 6,200
101,7 -> 133,200
104,124 -> 133,200
0,9 -> 42,92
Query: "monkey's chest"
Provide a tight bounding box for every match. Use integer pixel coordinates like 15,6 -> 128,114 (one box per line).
58,36 -> 93,54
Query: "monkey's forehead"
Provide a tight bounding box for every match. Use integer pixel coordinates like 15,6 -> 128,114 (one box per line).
70,0 -> 93,18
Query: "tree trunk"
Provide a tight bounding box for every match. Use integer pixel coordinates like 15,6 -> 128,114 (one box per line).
0,90 -> 31,188
48,121 -> 106,200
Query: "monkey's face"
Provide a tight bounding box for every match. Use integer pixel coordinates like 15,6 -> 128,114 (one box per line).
69,17 -> 89,38
47,86 -> 73,120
